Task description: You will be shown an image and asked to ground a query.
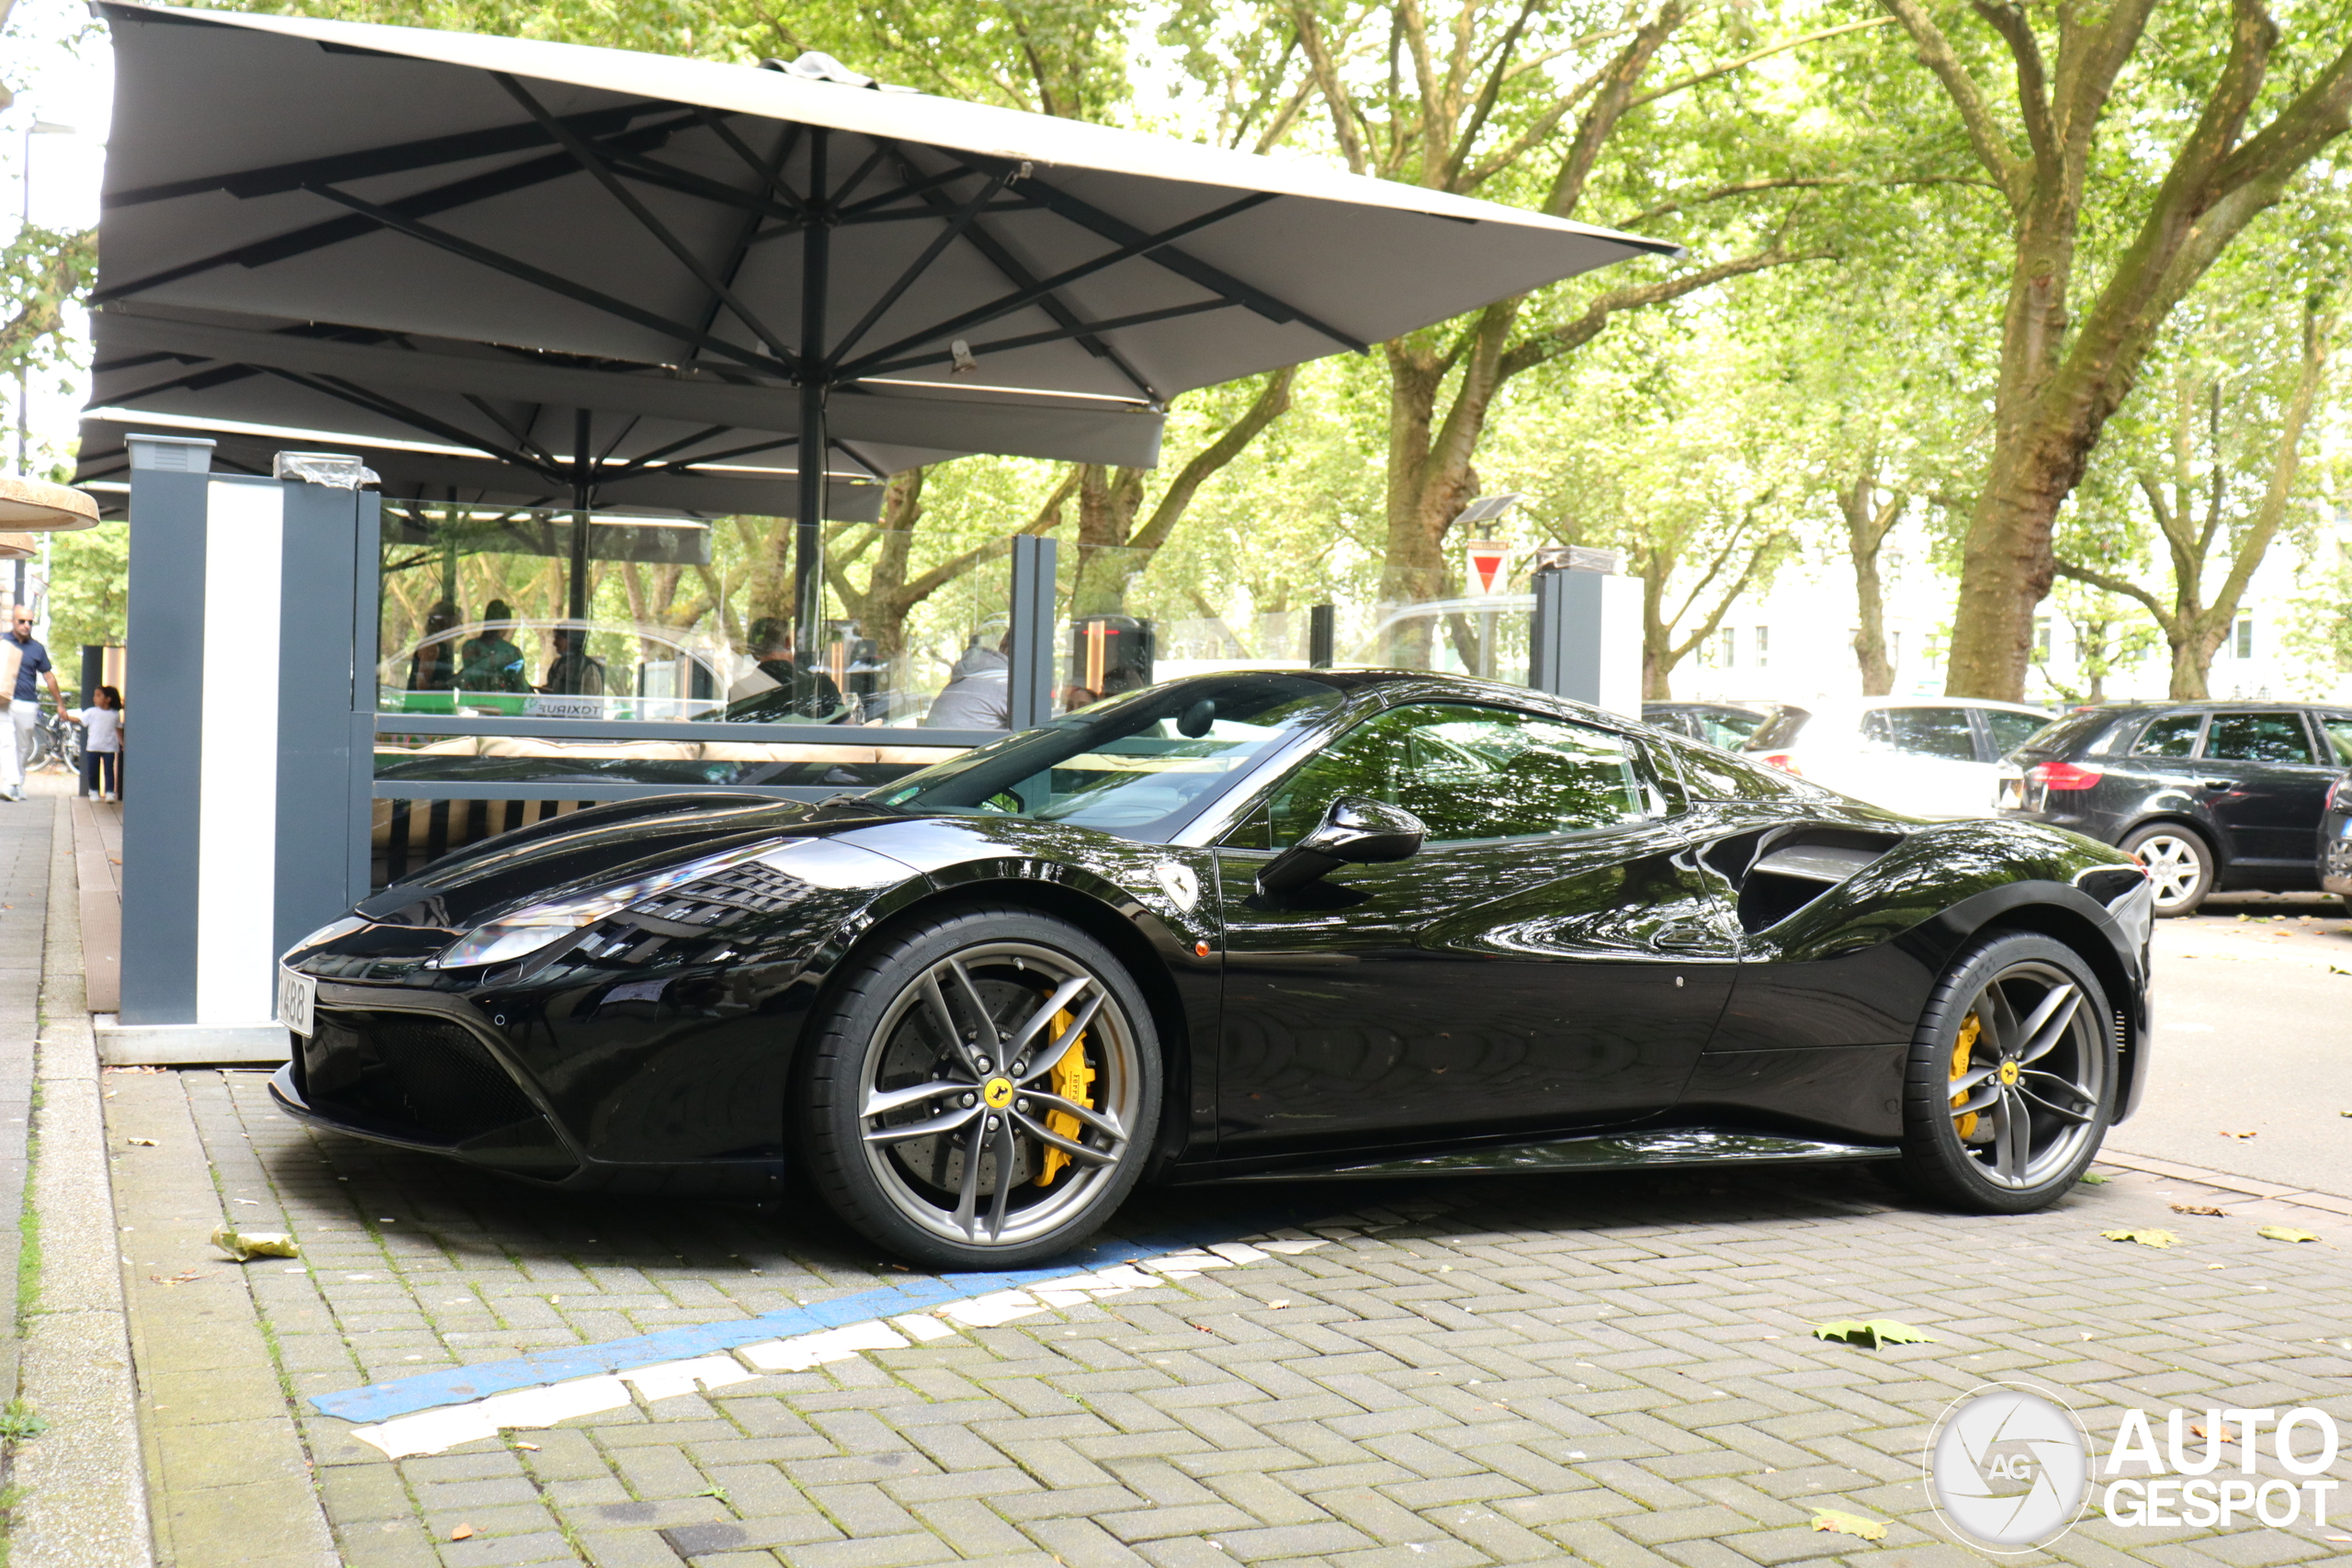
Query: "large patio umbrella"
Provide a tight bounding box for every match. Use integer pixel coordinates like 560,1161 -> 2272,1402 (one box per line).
83,1 -> 1675,646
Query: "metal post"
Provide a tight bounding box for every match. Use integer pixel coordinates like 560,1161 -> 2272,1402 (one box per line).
276,467 -> 368,958
567,408 -> 592,622
1308,603 -> 1335,669
794,129 -> 830,666
119,434 -> 214,1026
1528,568 -> 1567,696
1007,534 -> 1057,730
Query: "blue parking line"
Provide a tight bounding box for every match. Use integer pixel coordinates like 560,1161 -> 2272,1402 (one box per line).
309,1200 -> 1378,1425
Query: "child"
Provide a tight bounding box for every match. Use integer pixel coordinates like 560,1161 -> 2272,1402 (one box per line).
79,685 -> 122,802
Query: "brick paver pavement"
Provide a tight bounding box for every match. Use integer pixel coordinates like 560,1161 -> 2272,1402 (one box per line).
107,1067 -> 2352,1568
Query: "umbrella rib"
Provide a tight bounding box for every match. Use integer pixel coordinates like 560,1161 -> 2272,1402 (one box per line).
461,394 -> 564,470
271,367 -> 558,478
1005,166 -> 1368,352
833,189 -> 1277,381
878,148 -> 1159,399
105,103 -> 646,209
299,182 -> 794,379
94,115 -> 703,307
692,124 -> 798,351
826,171 -> 1011,367
693,111 -> 808,220
835,163 -> 976,220
856,299 -> 1235,379
496,75 -> 803,372
605,154 -> 802,230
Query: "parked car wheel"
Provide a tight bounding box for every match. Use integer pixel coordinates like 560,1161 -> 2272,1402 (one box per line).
2121,824 -> 2213,916
1896,933 -> 2115,1214
799,907 -> 1160,1269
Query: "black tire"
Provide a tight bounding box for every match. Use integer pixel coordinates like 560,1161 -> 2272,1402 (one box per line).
2120,823 -> 2213,917
799,905 -> 1161,1269
1896,931 -> 2116,1214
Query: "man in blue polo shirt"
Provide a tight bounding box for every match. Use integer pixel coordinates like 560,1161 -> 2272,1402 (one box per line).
3,607 -> 64,803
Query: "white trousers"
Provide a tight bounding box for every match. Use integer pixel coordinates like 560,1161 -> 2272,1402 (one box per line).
0,705 -> 26,795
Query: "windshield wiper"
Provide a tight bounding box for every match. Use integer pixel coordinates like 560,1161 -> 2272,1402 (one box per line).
817,792 -> 906,816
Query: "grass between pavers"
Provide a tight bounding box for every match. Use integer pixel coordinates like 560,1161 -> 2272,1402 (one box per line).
0,1077 -> 43,1568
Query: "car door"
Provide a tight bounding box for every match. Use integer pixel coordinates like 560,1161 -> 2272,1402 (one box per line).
2198,711 -> 2337,870
1212,701 -> 1741,1159
1848,705 -> 1987,816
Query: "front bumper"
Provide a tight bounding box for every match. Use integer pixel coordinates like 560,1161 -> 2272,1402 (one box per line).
275,981 -> 583,1179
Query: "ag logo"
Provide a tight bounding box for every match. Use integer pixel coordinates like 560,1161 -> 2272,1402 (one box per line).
1925,1383 -> 2091,1551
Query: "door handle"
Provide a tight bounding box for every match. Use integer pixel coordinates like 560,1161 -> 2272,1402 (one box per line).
1652,922 -> 1724,952
2199,778 -> 2234,791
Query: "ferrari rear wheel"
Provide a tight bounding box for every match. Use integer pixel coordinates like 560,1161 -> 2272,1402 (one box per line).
800,907 -> 1159,1269
1896,932 -> 2115,1214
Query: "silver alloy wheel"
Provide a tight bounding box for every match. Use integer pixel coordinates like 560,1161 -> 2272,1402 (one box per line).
2134,832 -> 2205,910
854,940 -> 1141,1248
1944,959 -> 2108,1190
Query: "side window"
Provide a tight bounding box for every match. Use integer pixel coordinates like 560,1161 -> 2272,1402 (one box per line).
2319,716 -> 2352,766
1673,741 -> 1792,801
2132,713 -> 2204,757
1695,710 -> 1768,749
1267,704 -> 1656,847
2203,712 -> 2315,764
1883,707 -> 1979,761
1983,710 -> 2052,757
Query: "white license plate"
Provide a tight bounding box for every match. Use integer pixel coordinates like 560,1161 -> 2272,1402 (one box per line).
277,966 -> 317,1036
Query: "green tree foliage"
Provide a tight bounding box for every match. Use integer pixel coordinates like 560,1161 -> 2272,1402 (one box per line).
1871,0 -> 2352,700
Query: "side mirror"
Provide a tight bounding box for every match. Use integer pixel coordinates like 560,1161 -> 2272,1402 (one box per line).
1257,796 -> 1426,894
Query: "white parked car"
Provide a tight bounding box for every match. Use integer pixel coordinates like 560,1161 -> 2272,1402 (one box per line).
1742,698 -> 2058,818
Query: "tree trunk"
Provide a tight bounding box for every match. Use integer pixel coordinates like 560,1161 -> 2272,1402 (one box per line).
1070,463 -> 1147,618
1836,468 -> 1903,696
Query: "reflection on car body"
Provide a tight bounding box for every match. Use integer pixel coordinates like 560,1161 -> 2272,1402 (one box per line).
281,670 -> 2154,1268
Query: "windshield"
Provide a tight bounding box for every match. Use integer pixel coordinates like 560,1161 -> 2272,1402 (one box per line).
868,672 -> 1348,840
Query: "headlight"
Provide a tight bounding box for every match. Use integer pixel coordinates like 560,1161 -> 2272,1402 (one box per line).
432,844 -> 774,970
283,915 -> 368,964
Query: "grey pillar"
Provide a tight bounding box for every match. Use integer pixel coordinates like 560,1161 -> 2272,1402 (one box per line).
1529,566 -> 1643,715
119,434 -> 213,1025
1007,534 -> 1057,730
274,470 -> 374,960
1307,603 -> 1334,669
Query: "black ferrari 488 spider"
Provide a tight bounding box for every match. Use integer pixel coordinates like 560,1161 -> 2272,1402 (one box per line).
277,671 -> 2154,1267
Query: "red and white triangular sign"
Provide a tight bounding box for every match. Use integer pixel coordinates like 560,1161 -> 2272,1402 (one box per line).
1465,539 -> 1509,594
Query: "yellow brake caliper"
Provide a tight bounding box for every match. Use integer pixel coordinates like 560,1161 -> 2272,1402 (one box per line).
1035,1008 -> 1095,1187
1951,1012 -> 1983,1140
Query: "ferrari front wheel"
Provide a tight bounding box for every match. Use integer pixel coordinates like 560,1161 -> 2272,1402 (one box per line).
1896,932 -> 2115,1214
800,907 -> 1159,1269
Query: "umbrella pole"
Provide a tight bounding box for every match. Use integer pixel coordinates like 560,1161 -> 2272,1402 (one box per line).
793,130 -> 829,671
569,409 -> 592,623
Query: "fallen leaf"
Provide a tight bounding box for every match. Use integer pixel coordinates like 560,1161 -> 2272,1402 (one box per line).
2220,1131 -> 2258,1139
1266,1300 -> 1290,1309
2256,1226 -> 2320,1243
1812,1320 -> 1938,1349
512,1442 -> 538,1451
125,1137 -> 157,1146
2189,1423 -> 2237,1444
2076,1171 -> 2110,1185
2100,1229 -> 2178,1247
149,1269 -> 207,1286
1812,1509 -> 1888,1541
2169,1204 -> 2229,1217
449,1523 -> 475,1540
